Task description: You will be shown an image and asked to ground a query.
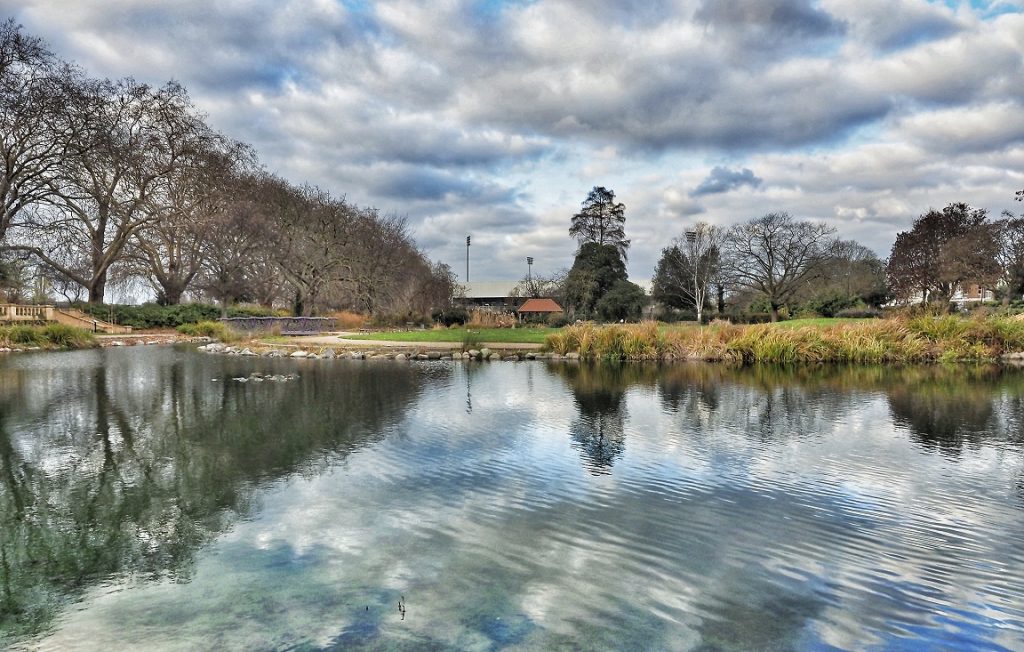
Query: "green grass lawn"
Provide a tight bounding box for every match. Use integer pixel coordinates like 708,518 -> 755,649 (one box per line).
765,317 -> 872,328
339,327 -> 556,344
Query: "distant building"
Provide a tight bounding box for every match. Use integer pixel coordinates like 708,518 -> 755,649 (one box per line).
516,297 -> 564,318
459,281 -> 519,310
891,282 -> 996,307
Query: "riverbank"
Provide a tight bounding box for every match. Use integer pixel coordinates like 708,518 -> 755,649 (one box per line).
189,314 -> 1024,365
546,316 -> 1024,363
0,323 -> 98,351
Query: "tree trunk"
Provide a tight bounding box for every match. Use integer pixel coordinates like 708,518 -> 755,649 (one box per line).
770,303 -> 780,323
716,285 -> 725,314
160,283 -> 184,306
88,274 -> 106,304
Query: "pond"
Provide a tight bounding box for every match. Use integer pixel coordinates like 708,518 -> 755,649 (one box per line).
2,347 -> 1023,650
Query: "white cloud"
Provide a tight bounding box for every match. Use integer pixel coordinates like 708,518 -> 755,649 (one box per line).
3,0 -> 1022,279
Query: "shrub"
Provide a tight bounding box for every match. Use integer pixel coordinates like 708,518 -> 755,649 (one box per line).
547,313 -> 571,328
4,325 -> 45,347
73,302 -> 283,329
177,320 -> 237,341
835,307 -> 882,319
331,310 -> 368,330
595,280 -> 646,322
432,306 -> 470,327
41,324 -> 96,348
0,324 -> 96,349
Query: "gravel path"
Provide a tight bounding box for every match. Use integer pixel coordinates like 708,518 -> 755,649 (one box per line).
285,332 -> 543,350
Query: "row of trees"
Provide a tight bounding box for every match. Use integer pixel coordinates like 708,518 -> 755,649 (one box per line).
554,186 -> 1019,324
652,213 -> 886,322
0,21 -> 454,315
886,202 -> 1024,306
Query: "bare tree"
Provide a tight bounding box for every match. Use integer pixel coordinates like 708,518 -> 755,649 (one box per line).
265,179 -> 359,316
342,211 -> 421,314
510,269 -> 566,302
886,203 -> 999,306
0,21 -> 80,242
196,179 -> 269,316
128,137 -> 254,304
652,221 -> 723,323
995,213 -> 1024,304
10,79 -> 205,302
723,212 -> 835,322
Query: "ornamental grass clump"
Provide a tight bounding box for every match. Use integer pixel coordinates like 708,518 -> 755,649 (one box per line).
3,325 -> 46,347
544,323 -> 586,354
543,314 -> 1024,363
40,324 -> 97,349
620,321 -> 664,360
0,324 -> 96,349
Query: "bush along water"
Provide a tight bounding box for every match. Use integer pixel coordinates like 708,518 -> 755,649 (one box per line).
543,316 -> 1024,364
176,321 -> 239,342
0,324 -> 97,350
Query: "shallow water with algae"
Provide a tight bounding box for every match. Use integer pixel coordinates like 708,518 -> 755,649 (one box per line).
2,347 -> 1024,650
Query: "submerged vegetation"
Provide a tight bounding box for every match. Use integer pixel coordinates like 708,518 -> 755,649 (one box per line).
544,315 -> 1024,364
0,324 -> 96,349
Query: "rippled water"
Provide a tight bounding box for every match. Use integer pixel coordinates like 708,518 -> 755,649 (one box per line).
2,347 -> 1024,650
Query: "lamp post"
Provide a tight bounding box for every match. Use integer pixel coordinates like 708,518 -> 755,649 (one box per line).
526,256 -> 534,296
466,235 -> 471,283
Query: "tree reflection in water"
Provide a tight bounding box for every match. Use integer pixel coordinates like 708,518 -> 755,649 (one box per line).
549,363 -> 648,474
548,361 -> 1024,476
0,347 -> 432,643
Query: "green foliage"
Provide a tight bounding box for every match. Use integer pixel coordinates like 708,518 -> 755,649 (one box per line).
40,324 -> 97,348
569,186 -> 629,260
432,306 -> 469,327
74,303 -> 280,329
596,280 -> 646,322
5,325 -> 45,346
0,324 -> 96,349
835,306 -> 882,319
565,242 -> 629,319
546,313 -> 571,328
176,321 -> 237,341
803,291 -> 860,318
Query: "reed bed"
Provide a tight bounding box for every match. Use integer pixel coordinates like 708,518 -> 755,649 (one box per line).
543,316 -> 1024,364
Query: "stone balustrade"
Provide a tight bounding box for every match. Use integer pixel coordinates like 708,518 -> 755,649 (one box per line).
0,304 -> 54,322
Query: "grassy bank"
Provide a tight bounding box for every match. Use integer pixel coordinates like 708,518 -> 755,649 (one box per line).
0,324 -> 97,349
544,316 -> 1024,363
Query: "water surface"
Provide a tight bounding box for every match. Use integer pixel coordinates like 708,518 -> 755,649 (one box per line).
2,348 -> 1023,650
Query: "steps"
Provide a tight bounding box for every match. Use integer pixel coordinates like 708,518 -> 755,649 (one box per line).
53,309 -> 132,334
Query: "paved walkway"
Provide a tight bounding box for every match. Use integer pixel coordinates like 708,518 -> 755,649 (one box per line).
286,332 -> 543,350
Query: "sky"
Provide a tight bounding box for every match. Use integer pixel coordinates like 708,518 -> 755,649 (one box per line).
4,0 -> 1023,283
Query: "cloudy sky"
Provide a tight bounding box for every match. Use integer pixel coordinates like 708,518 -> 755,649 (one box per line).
5,0 -> 1023,282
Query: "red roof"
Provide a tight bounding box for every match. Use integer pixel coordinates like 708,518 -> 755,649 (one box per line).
517,298 -> 564,313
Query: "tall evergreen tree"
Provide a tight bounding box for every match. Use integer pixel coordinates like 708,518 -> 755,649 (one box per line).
569,186 -> 629,261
